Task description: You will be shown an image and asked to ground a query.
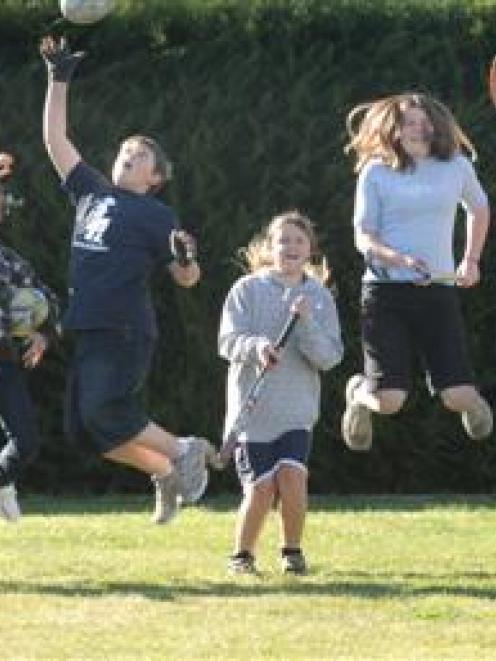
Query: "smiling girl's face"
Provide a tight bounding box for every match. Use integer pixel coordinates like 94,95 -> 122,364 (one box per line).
269,221 -> 312,282
398,105 -> 434,161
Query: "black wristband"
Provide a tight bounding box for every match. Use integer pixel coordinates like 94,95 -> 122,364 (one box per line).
48,55 -> 84,82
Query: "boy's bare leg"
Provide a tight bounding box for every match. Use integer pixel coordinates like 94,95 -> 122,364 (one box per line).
129,422 -> 211,504
132,422 -> 182,459
104,441 -> 179,525
104,440 -> 173,476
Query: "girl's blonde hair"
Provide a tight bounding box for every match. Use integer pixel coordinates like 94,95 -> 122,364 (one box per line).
240,210 -> 330,284
344,92 -> 477,172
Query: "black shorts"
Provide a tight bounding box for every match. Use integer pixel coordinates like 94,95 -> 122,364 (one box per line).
360,282 -> 474,394
65,328 -> 153,454
234,429 -> 311,489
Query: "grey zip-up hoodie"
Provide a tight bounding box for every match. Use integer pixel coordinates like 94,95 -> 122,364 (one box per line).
218,271 -> 343,442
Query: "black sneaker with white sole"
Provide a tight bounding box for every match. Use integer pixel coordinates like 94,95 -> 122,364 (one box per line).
281,548 -> 307,575
228,551 -> 257,574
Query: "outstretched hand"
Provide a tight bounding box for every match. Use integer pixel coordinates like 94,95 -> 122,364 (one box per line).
40,36 -> 86,83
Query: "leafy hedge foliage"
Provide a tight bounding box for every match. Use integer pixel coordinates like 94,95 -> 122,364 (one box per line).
1,0 -> 496,493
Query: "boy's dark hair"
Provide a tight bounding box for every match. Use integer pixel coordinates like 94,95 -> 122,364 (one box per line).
126,135 -> 173,194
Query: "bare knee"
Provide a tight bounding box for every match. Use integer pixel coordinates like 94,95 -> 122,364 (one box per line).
441,385 -> 479,412
243,479 -> 276,509
276,465 -> 307,505
276,464 -> 307,490
374,389 -> 407,415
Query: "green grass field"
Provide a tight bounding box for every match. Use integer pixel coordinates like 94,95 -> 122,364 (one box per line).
1,494 -> 496,660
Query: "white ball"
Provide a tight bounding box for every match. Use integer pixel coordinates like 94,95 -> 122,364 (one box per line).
59,0 -> 114,25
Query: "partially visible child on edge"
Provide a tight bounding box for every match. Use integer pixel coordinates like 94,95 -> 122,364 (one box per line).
0,152 -> 60,521
218,210 -> 343,574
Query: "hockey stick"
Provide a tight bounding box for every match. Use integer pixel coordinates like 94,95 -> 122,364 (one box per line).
212,310 -> 300,469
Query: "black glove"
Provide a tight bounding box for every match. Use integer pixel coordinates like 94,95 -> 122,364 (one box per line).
40,36 -> 86,83
170,230 -> 196,267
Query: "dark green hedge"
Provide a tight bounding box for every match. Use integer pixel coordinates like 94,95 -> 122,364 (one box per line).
1,0 -> 495,494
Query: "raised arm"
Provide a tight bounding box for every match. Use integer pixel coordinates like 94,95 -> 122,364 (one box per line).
40,37 -> 85,180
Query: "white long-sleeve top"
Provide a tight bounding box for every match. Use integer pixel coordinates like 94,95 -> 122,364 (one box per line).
218,271 -> 343,442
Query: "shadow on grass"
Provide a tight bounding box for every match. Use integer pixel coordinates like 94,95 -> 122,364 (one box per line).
1,571 -> 496,601
21,493 -> 496,516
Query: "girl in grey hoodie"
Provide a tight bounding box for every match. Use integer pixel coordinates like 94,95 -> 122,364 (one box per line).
219,210 -> 343,574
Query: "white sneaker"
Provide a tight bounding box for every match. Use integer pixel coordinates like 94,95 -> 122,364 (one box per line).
151,470 -> 180,524
341,374 -> 373,451
461,397 -> 493,440
174,437 -> 211,504
0,484 -> 21,522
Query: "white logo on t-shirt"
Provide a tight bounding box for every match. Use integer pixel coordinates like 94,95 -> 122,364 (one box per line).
73,196 -> 116,251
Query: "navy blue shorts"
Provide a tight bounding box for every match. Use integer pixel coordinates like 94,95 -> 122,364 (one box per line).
64,328 -> 153,454
234,429 -> 311,488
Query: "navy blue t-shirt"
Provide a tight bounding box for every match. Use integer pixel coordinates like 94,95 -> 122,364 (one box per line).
63,161 -> 178,338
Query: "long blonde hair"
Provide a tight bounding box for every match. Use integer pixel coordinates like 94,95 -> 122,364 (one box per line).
240,210 -> 330,285
344,92 -> 477,172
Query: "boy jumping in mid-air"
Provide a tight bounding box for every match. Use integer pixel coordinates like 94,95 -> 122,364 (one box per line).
40,36 -> 214,524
